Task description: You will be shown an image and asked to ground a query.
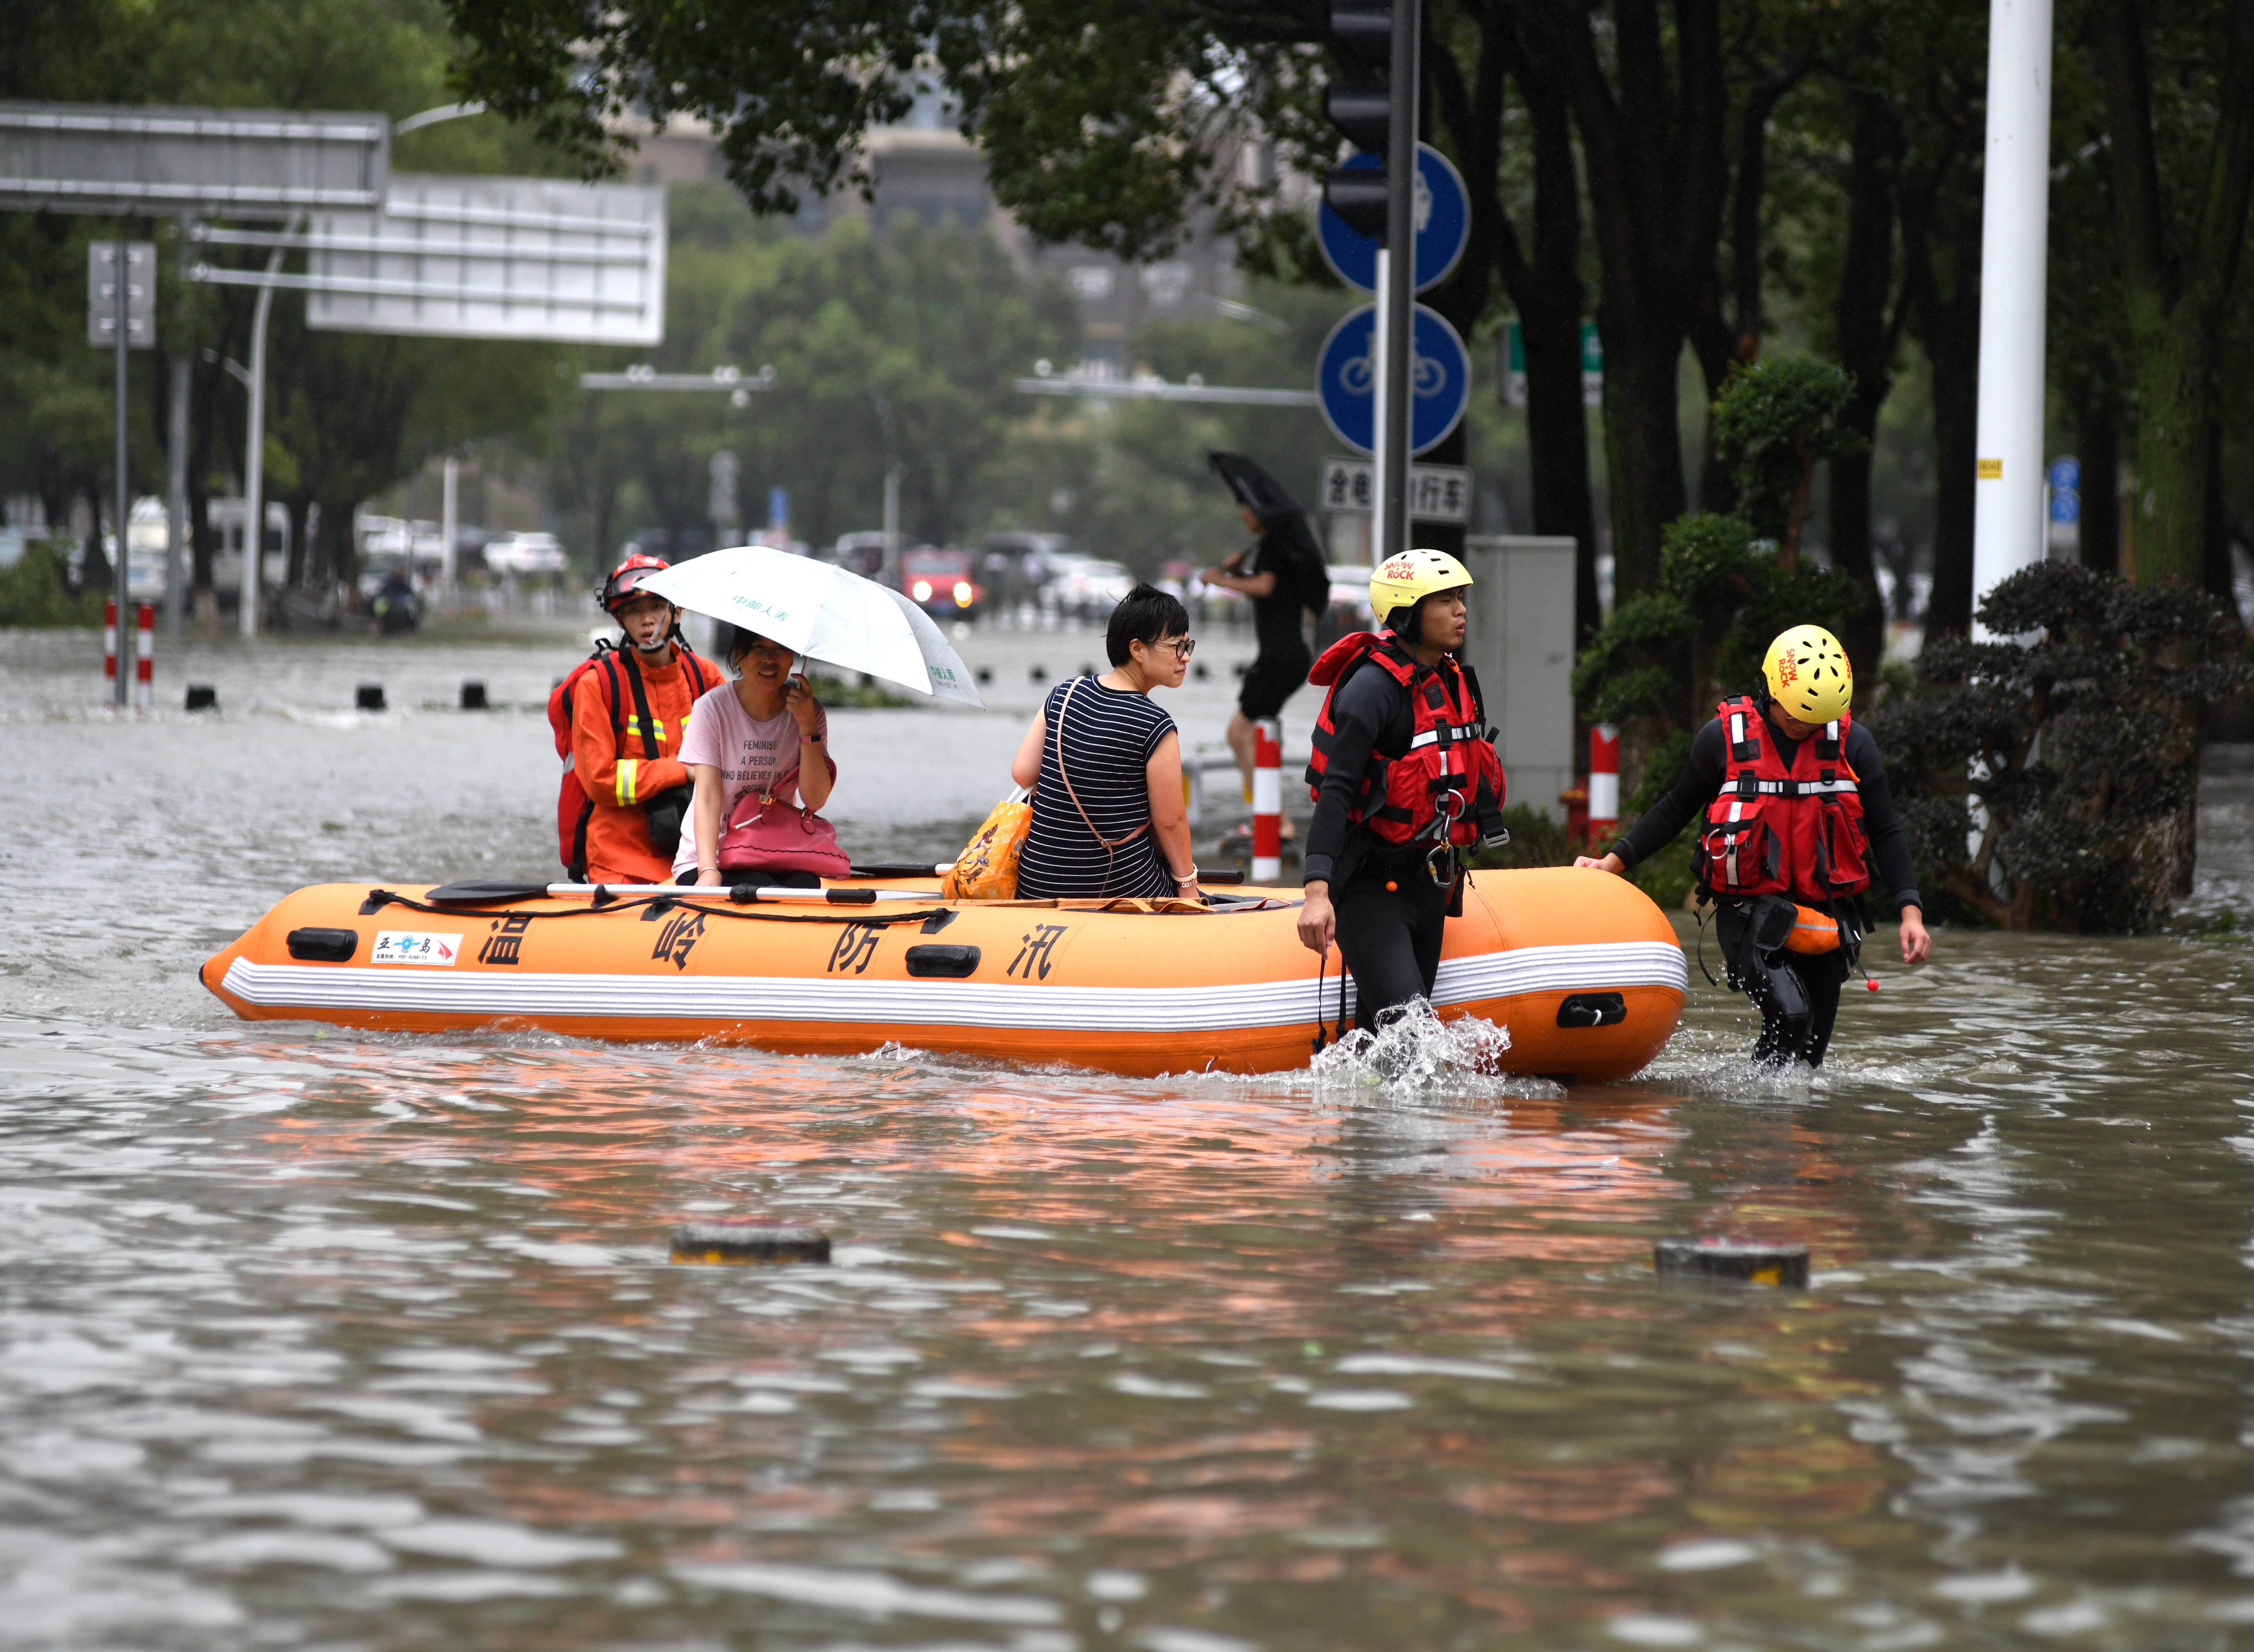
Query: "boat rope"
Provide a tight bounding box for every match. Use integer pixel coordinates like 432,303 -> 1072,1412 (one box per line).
356,888 -> 951,928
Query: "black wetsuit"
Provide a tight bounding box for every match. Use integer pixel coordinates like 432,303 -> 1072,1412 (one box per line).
1304,663 -> 1451,1028
1611,706 -> 1921,1067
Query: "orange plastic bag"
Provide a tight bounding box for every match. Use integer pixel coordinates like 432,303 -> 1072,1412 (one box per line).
1782,902 -> 1842,954
941,790 -> 1032,900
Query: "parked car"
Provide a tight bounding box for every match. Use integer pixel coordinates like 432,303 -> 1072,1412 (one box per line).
824,532 -> 892,580
1044,555 -> 1137,614
484,532 -> 569,577
900,546 -> 983,619
975,531 -> 1077,605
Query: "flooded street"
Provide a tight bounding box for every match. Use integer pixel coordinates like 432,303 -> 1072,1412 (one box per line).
9,625 -> 2254,1650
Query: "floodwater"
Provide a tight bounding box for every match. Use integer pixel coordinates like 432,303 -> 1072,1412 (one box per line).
9,623 -> 2254,1651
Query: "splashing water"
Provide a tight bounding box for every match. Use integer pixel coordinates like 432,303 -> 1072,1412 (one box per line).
1309,998 -> 1541,1098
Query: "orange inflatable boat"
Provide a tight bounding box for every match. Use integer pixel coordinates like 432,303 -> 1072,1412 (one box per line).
201,868 -> 1685,1080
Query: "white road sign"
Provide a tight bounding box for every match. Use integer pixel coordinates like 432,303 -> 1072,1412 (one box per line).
1319,457 -> 1472,524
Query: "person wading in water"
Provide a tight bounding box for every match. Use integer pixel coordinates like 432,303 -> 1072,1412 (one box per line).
1574,623 -> 1931,1067
1296,550 -> 1509,1028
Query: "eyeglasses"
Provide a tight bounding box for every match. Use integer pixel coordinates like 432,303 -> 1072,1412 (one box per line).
1148,637 -> 1196,661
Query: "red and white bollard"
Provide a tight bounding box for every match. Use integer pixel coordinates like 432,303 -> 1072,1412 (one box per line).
1251,718 -> 1283,883
135,602 -> 154,711
1587,723 -> 1621,843
104,599 -> 118,689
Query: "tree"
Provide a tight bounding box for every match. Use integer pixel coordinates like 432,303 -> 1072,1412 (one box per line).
443,0 -> 1614,616
1708,356 -> 1862,575
2089,0 -> 2254,592
1869,562 -> 2252,929
1572,355 -> 1867,801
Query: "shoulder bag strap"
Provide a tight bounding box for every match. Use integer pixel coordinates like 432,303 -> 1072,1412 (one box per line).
1052,678 -> 1150,850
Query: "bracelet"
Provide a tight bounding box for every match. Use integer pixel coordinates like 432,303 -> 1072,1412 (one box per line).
801,731 -> 822,742
1175,865 -> 1199,884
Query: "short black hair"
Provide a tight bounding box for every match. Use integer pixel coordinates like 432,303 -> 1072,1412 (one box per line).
1106,583 -> 1190,666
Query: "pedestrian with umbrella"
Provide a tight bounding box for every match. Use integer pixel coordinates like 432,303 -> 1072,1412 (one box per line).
1201,453 -> 1332,837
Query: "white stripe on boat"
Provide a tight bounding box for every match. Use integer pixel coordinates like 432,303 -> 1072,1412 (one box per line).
219,941 -> 1686,1032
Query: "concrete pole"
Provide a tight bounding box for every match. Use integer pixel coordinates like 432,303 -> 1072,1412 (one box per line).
1378,0 -> 1420,566
165,353 -> 188,637
440,454 -> 459,607
1969,0 -> 2054,638
113,234 -> 132,710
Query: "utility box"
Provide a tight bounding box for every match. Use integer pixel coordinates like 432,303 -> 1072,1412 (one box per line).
1461,536 -> 1576,823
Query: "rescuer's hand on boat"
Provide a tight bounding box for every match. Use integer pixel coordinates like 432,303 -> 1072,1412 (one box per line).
1573,852 -> 1626,874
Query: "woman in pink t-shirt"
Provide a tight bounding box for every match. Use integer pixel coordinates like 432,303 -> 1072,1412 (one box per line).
677,625 -> 836,886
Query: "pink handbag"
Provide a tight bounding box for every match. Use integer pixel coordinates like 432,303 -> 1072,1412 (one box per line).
717,767 -> 851,877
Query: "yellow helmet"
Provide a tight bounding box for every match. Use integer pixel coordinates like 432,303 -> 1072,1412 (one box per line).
1370,548 -> 1473,628
1763,624 -> 1854,723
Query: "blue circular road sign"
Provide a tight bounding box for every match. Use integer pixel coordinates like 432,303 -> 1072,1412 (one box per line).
1318,144 -> 1470,296
1315,303 -> 1473,457
2048,456 -> 2081,492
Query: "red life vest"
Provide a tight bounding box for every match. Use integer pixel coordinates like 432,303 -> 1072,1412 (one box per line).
1304,629 -> 1505,848
546,643 -> 715,879
1696,695 -> 1870,903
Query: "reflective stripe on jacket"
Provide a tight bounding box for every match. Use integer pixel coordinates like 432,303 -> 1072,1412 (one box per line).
568,646 -> 718,883
1696,694 -> 1871,903
1304,629 -> 1505,850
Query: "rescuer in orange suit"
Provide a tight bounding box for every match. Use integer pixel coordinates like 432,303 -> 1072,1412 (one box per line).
572,554 -> 721,885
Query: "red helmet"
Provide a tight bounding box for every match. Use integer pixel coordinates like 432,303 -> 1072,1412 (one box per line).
599,552 -> 671,615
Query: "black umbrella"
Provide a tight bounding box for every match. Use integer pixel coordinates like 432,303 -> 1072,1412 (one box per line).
1207,452 -> 1331,608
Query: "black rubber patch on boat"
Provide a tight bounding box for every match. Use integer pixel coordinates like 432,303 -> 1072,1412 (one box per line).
286,927 -> 359,962
1556,991 -> 1626,1028
904,944 -> 981,978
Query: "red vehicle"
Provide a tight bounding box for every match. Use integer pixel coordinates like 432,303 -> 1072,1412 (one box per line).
900,547 -> 983,620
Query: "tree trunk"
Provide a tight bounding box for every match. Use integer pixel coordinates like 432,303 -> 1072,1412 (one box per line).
2095,0 -> 2254,591
2076,404 -> 2119,575
1828,96 -> 1905,682
1529,0 -> 1727,601
2206,421 -> 2239,619
1904,171 -> 1982,638
2128,309 -> 2231,589
1693,53 -> 1814,515
1469,11 -> 1603,645
318,495 -> 358,596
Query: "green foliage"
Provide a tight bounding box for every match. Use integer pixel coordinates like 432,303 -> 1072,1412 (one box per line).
1572,508 -> 1865,733
806,673 -> 917,710
1709,356 -> 1865,566
1866,562 -> 2254,933
0,541 -> 103,628
1626,835 -> 1696,915
1461,805 -> 1572,871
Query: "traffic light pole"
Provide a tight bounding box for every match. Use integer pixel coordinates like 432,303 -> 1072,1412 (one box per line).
1378,0 -> 1419,565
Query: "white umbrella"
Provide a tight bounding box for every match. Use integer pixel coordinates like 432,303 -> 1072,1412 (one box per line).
638,546 -> 984,708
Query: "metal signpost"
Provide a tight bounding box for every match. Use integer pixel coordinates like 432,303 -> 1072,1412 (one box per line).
89,240 -> 154,709
0,103 -> 388,216
1013,370 -> 1317,407
187,174 -> 668,630
581,363 -> 774,405
287,175 -> 665,346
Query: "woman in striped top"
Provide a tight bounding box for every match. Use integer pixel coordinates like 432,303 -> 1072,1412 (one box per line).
1009,584 -> 1201,901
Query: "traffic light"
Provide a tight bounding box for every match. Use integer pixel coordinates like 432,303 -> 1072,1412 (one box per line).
1322,3 -> 1392,239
